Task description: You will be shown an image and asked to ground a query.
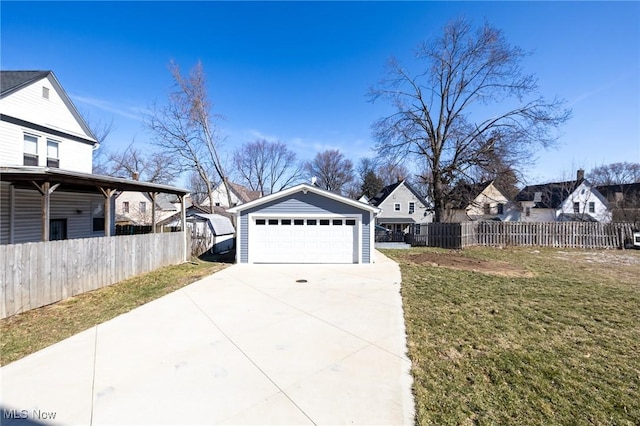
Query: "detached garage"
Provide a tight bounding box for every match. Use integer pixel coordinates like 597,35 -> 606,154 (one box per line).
227,184 -> 381,264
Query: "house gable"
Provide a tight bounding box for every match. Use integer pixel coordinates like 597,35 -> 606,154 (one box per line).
518,178 -> 611,223
0,71 -> 97,173
372,180 -> 432,224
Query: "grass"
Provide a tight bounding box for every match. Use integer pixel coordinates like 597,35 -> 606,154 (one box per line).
0,257 -> 228,366
383,247 -> 640,426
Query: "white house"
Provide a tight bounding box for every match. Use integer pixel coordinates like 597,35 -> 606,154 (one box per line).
516,170 -> 611,223
202,180 -> 262,209
369,179 -> 433,233
115,191 -> 180,226
445,180 -> 520,222
0,70 -> 190,243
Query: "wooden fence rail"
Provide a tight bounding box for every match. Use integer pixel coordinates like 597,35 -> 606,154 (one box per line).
0,232 -> 186,319
408,222 -> 636,250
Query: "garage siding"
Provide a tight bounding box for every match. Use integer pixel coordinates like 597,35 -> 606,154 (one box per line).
238,191 -> 371,263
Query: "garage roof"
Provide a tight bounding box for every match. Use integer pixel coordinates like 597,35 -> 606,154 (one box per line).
227,183 -> 381,215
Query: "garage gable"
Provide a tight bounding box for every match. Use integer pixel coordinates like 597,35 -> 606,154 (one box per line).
227,184 -> 380,264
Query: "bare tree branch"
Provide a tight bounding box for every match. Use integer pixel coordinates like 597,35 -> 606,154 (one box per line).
369,17 -> 571,221
304,149 -> 355,194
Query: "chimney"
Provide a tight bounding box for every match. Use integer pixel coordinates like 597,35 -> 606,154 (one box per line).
576,169 -> 585,181
132,171 -> 139,181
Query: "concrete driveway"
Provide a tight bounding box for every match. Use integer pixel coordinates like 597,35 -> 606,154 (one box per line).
1,252 -> 414,425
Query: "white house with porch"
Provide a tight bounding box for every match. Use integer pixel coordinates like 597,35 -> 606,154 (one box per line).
0,70 -> 189,244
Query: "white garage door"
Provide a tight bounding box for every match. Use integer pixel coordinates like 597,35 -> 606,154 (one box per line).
250,217 -> 359,263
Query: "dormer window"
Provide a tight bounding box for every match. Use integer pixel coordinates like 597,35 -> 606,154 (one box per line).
23,133 -> 39,166
42,86 -> 50,99
47,140 -> 59,168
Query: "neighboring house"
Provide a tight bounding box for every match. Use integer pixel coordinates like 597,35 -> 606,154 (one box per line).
445,180 -> 520,222
369,179 -> 433,233
115,191 -> 180,226
227,183 -> 381,264
595,182 -> 640,224
516,170 -> 611,223
202,180 -> 262,208
0,70 -> 189,243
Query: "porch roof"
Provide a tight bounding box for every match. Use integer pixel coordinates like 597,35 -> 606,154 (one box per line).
0,166 -> 189,195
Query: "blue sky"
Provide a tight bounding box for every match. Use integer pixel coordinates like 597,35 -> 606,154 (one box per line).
2,1 -> 639,187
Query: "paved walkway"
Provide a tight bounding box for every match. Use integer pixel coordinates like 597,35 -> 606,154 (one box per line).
1,252 -> 414,425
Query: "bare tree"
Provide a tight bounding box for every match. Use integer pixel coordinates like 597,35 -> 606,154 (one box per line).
233,139 -> 303,195
87,116 -> 115,175
187,170 -> 213,205
145,60 -> 232,207
369,18 -> 570,222
102,142 -> 181,184
588,162 -> 640,186
304,149 -> 354,194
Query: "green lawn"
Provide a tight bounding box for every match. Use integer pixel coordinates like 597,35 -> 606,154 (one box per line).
1,258 -> 228,366
384,247 -> 640,426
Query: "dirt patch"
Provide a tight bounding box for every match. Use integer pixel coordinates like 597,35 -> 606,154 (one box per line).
406,252 -> 534,278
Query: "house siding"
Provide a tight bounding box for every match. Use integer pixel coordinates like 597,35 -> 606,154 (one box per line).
0,74 -> 95,173
558,182 -> 611,223
1,74 -> 88,139
447,183 -> 520,222
0,181 -> 105,244
238,191 -> 372,263
376,183 -> 432,224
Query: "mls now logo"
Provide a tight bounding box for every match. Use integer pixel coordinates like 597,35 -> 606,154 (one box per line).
3,409 -> 28,419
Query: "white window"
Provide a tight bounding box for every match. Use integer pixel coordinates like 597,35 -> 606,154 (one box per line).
140,201 -> 147,214
497,203 -> 504,215
525,207 -> 531,217
394,203 -> 401,212
588,202 -> 595,213
123,201 -> 130,213
408,202 -> 415,214
573,202 -> 580,213
42,86 -> 50,99
23,134 -> 39,166
47,140 -> 59,167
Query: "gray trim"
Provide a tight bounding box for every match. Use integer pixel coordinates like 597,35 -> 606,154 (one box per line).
1,114 -> 97,146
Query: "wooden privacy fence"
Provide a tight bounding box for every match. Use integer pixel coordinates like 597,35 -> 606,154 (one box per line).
0,232 -> 186,319
407,222 -> 478,249
408,222 -> 636,250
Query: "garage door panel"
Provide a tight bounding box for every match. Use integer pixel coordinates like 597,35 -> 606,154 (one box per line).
250,217 -> 358,264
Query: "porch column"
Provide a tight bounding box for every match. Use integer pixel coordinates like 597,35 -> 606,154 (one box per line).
98,187 -> 116,237
148,192 -> 158,233
179,194 -> 187,261
32,181 -> 60,242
